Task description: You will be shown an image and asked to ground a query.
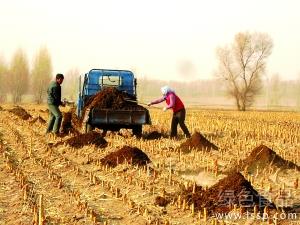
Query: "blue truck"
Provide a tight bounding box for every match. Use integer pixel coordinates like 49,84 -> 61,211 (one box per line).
76,69 -> 151,136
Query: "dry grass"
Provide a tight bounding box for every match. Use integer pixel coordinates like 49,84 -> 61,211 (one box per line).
0,103 -> 299,224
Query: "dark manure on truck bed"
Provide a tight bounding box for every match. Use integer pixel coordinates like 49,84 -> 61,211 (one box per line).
178,132 -> 218,153
8,106 -> 32,120
85,87 -> 137,110
231,144 -> 300,174
177,172 -> 274,215
54,131 -> 107,148
80,86 -> 149,127
100,146 -> 151,167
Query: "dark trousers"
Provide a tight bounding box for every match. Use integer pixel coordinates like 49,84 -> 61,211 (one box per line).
170,108 -> 191,138
46,104 -> 62,134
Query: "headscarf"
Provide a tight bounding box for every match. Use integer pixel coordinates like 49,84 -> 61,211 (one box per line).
161,86 -> 174,96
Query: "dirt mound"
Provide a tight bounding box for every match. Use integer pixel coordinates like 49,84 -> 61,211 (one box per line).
143,131 -> 165,140
236,144 -> 300,173
179,172 -> 274,215
30,116 -> 46,124
54,131 -> 107,148
154,196 -> 170,207
85,87 -> 136,110
8,106 -> 32,120
178,132 -> 218,153
100,146 -> 151,167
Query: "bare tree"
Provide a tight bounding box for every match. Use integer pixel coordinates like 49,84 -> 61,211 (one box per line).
31,47 -> 53,104
63,68 -> 80,101
9,49 -> 30,103
0,56 -> 8,102
216,32 -> 273,111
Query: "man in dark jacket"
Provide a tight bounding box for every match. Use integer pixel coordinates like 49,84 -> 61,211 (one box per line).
46,73 -> 65,135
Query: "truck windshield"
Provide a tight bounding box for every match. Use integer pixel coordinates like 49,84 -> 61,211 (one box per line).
100,75 -> 122,87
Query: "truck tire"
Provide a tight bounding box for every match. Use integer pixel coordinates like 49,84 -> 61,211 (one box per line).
132,125 -> 142,137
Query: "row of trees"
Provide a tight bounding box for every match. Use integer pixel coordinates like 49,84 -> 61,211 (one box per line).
139,31 -> 300,110
137,76 -> 300,108
0,47 -> 80,104
0,47 -> 52,103
1,31 -> 298,110
139,32 -> 280,111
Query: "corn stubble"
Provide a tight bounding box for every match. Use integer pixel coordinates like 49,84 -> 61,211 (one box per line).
0,104 -> 299,225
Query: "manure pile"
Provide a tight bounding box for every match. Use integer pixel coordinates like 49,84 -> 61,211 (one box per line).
76,87 -> 150,133
235,144 -> 300,173
85,87 -> 137,110
8,106 -> 32,120
81,87 -> 148,121
179,172 -> 274,215
100,146 -> 151,167
54,131 -> 107,148
154,196 -> 170,207
178,132 -> 218,153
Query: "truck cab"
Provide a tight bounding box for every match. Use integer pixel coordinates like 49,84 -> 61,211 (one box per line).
77,69 -> 137,117
76,69 -> 150,136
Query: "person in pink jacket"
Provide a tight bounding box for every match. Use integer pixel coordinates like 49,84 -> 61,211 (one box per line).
148,86 -> 191,138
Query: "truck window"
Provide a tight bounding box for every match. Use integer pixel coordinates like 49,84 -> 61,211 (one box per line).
100,75 -> 122,87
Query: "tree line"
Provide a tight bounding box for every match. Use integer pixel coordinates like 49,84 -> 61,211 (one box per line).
138,31 -> 299,111
0,47 -> 52,103
137,77 -> 300,109
1,31 -> 299,110
0,47 -> 79,104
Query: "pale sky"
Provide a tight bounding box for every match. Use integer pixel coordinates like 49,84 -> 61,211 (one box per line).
1,0 -> 300,81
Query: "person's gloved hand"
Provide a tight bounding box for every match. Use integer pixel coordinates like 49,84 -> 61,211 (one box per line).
163,107 -> 167,112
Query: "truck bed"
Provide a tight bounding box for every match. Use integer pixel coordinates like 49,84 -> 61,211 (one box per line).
89,107 -> 150,125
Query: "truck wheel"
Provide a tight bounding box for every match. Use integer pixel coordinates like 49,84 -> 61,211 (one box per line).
132,125 -> 142,137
